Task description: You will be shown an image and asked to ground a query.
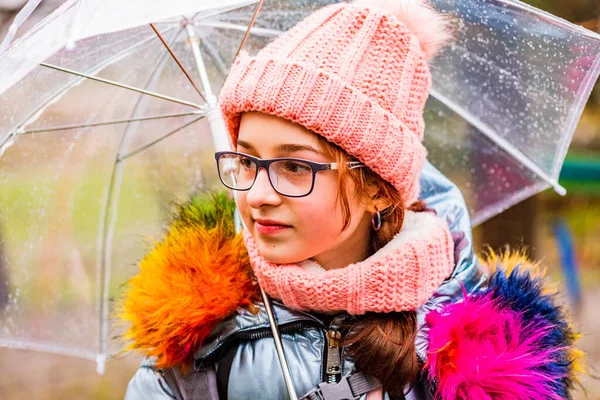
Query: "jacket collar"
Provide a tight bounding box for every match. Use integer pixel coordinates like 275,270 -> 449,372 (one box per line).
195,299 -> 326,363
414,162 -> 486,360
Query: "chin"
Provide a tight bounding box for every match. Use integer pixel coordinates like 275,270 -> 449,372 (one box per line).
257,242 -> 305,265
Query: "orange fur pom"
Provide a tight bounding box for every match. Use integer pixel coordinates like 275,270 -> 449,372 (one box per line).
119,206 -> 258,368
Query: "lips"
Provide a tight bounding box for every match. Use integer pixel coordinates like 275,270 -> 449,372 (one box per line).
253,218 -> 291,235
254,218 -> 289,226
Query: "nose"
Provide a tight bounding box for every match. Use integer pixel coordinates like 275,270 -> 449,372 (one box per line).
245,167 -> 282,209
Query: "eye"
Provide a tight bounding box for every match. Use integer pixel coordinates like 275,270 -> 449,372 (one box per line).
280,160 -> 311,174
239,156 -> 254,169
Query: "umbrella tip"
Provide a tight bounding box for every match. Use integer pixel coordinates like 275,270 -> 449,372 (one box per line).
96,353 -> 106,375
555,184 -> 567,196
65,40 -> 76,51
0,134 -> 16,158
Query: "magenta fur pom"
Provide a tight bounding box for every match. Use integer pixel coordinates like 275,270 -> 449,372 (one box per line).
425,290 -> 567,400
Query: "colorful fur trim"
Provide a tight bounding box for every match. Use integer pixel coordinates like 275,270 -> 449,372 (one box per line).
118,192 -> 259,369
425,250 -> 583,400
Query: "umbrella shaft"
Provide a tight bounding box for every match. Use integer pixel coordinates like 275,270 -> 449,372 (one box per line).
185,24 -> 217,106
260,288 -> 299,400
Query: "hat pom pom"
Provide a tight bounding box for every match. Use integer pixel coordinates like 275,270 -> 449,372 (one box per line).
352,0 -> 453,60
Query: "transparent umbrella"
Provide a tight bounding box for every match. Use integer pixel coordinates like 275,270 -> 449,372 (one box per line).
0,0 -> 297,375
0,0 -> 599,382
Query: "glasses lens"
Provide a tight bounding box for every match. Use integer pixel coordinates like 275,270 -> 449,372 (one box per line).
270,160 -> 314,196
218,153 -> 256,190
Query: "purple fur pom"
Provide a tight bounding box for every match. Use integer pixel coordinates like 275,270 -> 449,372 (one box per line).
425,290 -> 567,400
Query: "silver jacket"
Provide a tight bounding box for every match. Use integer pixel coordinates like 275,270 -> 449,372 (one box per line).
124,163 -> 486,400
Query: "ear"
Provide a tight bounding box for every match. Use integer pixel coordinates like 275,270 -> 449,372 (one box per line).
362,184 -> 393,213
367,197 -> 393,214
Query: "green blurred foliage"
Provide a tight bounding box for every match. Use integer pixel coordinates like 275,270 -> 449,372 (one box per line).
526,0 -> 599,23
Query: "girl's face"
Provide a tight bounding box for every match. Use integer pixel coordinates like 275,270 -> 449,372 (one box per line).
235,112 -> 373,270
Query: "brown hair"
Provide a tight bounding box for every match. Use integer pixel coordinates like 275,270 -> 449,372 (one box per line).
317,136 -> 424,398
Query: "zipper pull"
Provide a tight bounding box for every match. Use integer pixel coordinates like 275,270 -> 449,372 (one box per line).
325,328 -> 342,384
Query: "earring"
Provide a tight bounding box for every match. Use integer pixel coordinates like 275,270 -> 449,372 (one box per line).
371,206 -> 382,231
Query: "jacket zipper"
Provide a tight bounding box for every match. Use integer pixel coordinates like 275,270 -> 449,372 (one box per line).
323,314 -> 347,384
324,328 -> 342,383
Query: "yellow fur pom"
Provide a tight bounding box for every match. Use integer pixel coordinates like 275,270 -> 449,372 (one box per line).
479,246 -> 586,385
479,247 -> 557,295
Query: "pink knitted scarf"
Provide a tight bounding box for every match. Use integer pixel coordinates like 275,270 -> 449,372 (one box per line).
244,211 -> 455,314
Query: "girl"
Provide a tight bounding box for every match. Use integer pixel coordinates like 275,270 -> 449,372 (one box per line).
122,1 -> 582,399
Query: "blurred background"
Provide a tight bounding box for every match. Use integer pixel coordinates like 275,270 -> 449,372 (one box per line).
0,0 -> 599,398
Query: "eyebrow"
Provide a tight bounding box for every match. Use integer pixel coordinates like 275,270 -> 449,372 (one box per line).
237,140 -> 323,155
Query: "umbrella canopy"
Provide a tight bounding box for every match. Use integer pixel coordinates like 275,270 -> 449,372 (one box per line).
427,0 -> 600,225
0,0 -> 599,375
0,0 -> 280,373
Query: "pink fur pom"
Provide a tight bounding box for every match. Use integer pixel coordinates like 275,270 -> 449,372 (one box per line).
353,0 -> 453,60
425,291 -> 567,400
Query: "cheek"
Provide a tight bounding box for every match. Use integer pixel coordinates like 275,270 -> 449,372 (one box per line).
288,178 -> 351,251
294,191 -> 342,233
264,192 -> 346,263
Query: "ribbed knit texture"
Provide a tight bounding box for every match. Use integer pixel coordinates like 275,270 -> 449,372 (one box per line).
245,211 -> 455,314
219,2 -> 433,205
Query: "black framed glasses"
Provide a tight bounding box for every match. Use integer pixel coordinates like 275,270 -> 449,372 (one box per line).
215,151 -> 365,198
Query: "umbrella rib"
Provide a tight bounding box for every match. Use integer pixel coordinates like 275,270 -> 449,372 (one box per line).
429,88 -> 566,195
0,0 -> 43,54
116,115 -> 205,162
153,18 -> 183,25
1,28 -> 178,157
553,52 -> 600,177
195,21 -> 282,38
235,0 -> 265,60
0,338 -> 98,362
18,111 -> 204,134
149,23 -> 207,103
39,62 -> 202,110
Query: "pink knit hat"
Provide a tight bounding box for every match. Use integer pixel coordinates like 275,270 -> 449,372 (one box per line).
219,0 -> 451,205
